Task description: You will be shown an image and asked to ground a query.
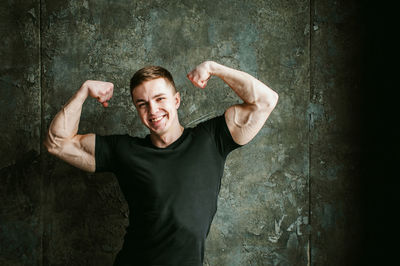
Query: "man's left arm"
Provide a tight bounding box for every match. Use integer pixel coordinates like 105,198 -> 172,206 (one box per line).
187,61 -> 279,145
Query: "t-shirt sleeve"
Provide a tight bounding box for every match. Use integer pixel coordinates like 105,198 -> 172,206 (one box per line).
95,134 -> 119,173
198,113 -> 243,158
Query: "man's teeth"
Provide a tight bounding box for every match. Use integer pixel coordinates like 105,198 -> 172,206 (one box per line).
151,116 -> 164,122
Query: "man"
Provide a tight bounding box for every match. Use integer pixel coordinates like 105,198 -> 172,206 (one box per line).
44,60 -> 278,265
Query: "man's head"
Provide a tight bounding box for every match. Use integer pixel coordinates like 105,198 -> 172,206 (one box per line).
130,66 -> 181,136
130,66 -> 176,98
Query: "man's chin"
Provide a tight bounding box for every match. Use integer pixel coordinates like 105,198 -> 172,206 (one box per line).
148,125 -> 167,135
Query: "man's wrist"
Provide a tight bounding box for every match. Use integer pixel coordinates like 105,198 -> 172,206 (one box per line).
76,81 -> 90,102
207,61 -> 218,76
207,61 -> 224,77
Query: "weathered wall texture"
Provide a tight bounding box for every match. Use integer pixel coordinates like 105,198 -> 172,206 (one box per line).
309,1 -> 362,265
0,0 -> 363,265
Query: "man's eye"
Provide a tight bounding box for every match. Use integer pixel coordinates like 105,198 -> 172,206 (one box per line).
157,97 -> 165,101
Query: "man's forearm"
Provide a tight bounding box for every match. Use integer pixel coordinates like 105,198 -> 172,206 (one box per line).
43,80 -> 112,172
45,83 -> 89,149
209,61 -> 278,109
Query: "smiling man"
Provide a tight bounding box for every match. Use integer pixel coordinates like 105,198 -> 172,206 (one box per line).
130,68 -> 183,148
44,61 -> 278,266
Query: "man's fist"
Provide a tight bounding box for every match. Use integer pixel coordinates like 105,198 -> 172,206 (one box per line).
82,80 -> 114,107
187,61 -> 214,89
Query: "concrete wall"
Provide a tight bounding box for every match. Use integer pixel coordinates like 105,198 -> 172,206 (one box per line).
0,0 -> 366,265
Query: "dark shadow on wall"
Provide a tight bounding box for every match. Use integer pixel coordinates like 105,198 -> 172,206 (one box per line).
360,2 -> 399,265
0,151 -> 42,265
0,150 -> 128,265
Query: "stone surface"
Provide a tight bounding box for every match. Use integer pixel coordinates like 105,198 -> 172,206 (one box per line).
0,0 -> 365,265
0,1 -> 42,265
310,0 -> 362,265
0,151 -> 42,265
0,0 -> 41,169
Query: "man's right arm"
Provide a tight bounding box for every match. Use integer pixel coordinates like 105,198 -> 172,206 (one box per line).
43,80 -> 114,172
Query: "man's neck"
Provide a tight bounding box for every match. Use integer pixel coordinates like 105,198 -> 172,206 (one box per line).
150,123 -> 184,148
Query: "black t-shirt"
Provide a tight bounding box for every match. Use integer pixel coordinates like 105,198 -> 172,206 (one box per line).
95,114 -> 242,266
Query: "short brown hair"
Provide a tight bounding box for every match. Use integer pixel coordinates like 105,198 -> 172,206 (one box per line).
130,66 -> 176,98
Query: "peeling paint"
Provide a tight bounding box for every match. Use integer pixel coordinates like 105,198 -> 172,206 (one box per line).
268,214 -> 287,243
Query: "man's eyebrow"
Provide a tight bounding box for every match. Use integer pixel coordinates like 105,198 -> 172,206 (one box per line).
135,98 -> 146,104
153,93 -> 166,98
135,93 -> 167,104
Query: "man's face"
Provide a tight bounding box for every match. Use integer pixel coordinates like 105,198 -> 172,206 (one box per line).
132,78 -> 180,136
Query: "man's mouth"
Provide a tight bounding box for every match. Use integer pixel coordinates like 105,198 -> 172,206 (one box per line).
149,114 -> 167,123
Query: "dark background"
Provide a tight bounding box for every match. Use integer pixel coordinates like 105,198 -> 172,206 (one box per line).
361,2 -> 399,265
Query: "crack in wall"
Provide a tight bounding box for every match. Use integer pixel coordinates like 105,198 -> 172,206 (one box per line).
38,1 -> 46,265
308,0 -> 314,265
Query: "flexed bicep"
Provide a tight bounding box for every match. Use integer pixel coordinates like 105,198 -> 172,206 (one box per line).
225,103 -> 274,145
44,80 -> 114,173
46,133 -> 95,172
187,61 -> 279,145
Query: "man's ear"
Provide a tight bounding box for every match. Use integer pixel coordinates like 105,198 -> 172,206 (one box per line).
175,92 -> 181,109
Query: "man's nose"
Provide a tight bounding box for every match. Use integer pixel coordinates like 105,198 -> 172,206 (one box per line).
148,101 -> 159,114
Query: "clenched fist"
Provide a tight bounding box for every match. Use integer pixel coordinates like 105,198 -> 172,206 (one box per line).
81,80 -> 114,107
187,61 -> 215,89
